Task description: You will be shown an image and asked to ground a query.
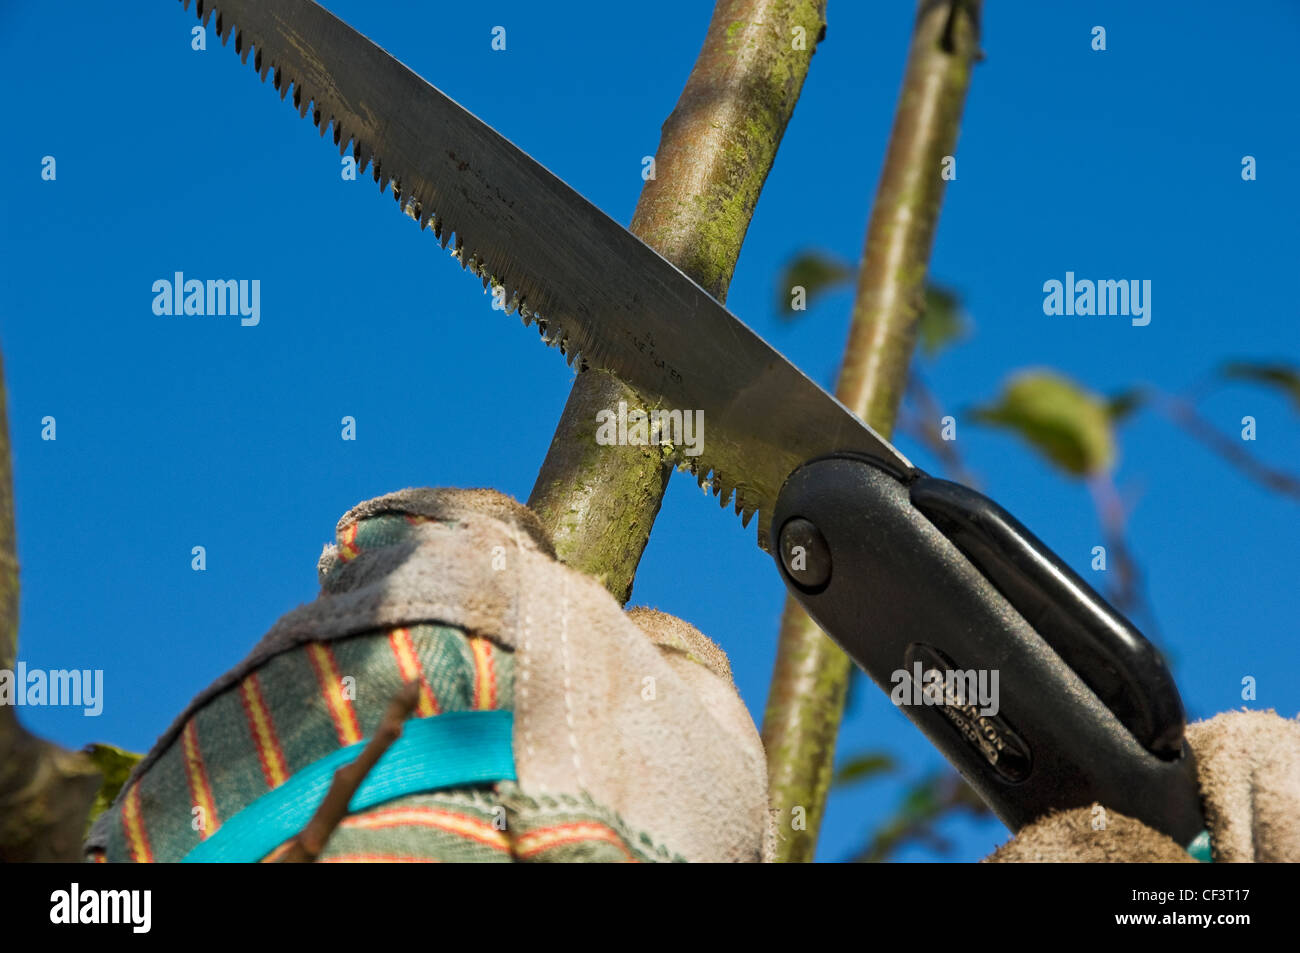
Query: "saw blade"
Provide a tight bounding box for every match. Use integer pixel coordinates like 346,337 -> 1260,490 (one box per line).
179,0 -> 915,549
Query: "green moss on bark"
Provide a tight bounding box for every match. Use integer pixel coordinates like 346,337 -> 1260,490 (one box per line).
528,0 -> 829,602
762,0 -> 983,863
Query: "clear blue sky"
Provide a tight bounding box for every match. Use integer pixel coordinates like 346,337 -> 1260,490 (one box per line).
2,1 -> 1297,862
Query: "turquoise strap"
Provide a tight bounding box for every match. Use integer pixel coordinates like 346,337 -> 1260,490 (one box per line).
184,710 -> 515,862
1186,828 -> 1213,863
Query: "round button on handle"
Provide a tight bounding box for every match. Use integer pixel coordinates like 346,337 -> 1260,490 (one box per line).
778,517 -> 832,591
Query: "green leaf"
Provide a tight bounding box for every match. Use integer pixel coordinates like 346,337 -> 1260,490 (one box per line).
833,752 -> 897,787
775,250 -> 853,318
970,370 -> 1117,476
901,777 -> 943,816
1106,388 -> 1147,422
917,284 -> 967,357
84,743 -> 144,826
1220,361 -> 1300,410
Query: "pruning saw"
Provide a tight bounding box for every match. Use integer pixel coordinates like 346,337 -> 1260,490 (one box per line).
175,0 -> 1207,850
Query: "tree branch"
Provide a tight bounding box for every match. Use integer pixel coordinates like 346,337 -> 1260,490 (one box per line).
278,680 -> 420,862
528,0 -> 829,604
0,350 -> 100,862
1156,391 -> 1300,499
902,372 -> 980,487
762,0 -> 981,862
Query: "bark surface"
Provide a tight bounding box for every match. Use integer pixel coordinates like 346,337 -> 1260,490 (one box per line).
762,0 -> 983,862
529,0 -> 829,605
0,353 -> 101,861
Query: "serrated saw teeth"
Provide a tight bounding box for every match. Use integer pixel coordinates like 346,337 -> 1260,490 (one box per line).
178,0 -> 914,552
177,0 -> 585,408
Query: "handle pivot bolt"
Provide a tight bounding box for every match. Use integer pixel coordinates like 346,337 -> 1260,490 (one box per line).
778,517 -> 831,590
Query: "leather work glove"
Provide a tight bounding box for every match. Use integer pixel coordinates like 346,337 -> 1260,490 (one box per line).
86,488 -> 768,863
985,709 -> 1300,862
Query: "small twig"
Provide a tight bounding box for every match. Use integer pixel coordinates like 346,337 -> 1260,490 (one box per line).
851,771 -> 988,863
279,680 -> 421,862
903,373 -> 980,487
1152,391 -> 1300,500
1084,473 -> 1165,645
1085,474 -> 1139,611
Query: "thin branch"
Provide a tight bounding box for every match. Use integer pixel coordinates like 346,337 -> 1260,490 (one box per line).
762,0 -> 982,863
850,770 -> 989,863
1085,474 -> 1140,612
902,372 -> 980,487
1153,391 -> 1300,499
278,681 -> 420,862
1084,472 -> 1166,647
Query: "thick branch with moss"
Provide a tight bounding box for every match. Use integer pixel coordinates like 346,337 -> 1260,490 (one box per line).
529,0 -> 828,604
761,0 -> 982,863
0,352 -> 100,861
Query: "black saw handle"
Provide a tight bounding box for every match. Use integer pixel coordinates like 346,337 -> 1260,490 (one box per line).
771,453 -> 1205,846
